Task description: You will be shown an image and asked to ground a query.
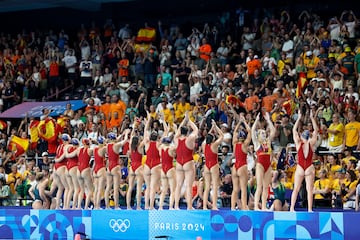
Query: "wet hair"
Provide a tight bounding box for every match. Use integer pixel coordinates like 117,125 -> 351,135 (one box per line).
150,131 -> 158,141
180,126 -> 188,135
131,136 -> 139,151
206,134 -> 214,144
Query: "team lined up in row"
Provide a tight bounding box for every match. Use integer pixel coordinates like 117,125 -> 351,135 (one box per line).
40,108 -> 316,211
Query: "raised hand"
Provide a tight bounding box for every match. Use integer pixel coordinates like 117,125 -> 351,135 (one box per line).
264,112 -> 270,121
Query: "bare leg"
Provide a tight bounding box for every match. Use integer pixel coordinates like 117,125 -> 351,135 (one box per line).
94,168 -> 106,209
65,171 -> 74,209
126,170 -> 136,209
82,168 -> 94,209
174,165 -> 185,210
239,166 -> 249,210
231,167 -> 239,210
261,168 -> 272,210
203,167 -> 211,210
104,173 -> 113,209
70,167 -> 80,209
210,165 -> 220,210
167,168 -> 176,209
143,165 -> 151,210
290,166 -> 305,212
135,169 -> 144,210
112,166 -> 121,209
149,165 -> 161,210
305,166 -> 315,212
183,161 -> 195,210
159,170 -> 169,210
254,164 -> 264,210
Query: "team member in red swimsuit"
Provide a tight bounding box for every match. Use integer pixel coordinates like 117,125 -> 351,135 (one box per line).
93,136 -> 107,209
142,112 -> 162,210
53,133 -> 70,209
174,112 -> 199,210
77,138 -> 93,209
231,114 -> 252,210
158,121 -> 177,210
104,130 -> 129,209
202,119 -> 224,210
64,138 -> 80,209
251,112 -> 276,210
126,125 -> 145,210
290,109 -> 318,212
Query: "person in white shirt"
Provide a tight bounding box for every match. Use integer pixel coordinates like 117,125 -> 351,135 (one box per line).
79,57 -> 93,88
62,49 -> 77,87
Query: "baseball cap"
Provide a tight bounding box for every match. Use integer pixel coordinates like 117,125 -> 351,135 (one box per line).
41,152 -> 48,157
345,47 -> 352,52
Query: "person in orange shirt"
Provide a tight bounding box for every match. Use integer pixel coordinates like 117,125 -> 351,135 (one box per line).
48,57 -> 61,99
199,38 -> 212,62
244,88 -> 260,113
99,95 -> 112,128
246,52 -> 261,78
109,94 -> 126,129
262,87 -> 277,113
118,51 -> 129,80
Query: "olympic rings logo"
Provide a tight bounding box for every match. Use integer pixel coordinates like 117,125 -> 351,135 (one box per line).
109,218 -> 131,232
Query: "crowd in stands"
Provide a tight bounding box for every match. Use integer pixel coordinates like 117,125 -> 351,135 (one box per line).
1,6 -> 360,211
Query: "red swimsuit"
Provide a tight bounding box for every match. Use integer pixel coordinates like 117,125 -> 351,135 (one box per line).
54,144 -> 66,169
161,148 -> 174,174
256,144 -> 271,172
146,141 -> 161,169
176,139 -> 193,166
78,147 -> 90,173
107,143 -> 119,171
204,144 -> 218,169
93,147 -> 105,174
297,142 -> 313,170
130,149 -> 143,172
235,143 -> 247,170
66,146 -> 78,170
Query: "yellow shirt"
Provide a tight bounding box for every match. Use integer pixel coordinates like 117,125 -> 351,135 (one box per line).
314,178 -> 331,199
173,102 -> 191,123
161,108 -> 173,124
304,56 -> 320,79
331,178 -> 341,193
328,122 -> 344,147
344,121 -> 360,147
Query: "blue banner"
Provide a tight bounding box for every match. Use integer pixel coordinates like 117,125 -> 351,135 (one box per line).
149,210 -> 211,240
0,100 -> 86,118
0,208 -> 30,240
92,210 -> 148,240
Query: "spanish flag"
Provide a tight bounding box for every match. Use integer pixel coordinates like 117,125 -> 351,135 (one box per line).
136,27 -> 156,42
0,120 -> 6,130
56,116 -> 69,130
29,120 -> 39,149
8,135 -> 29,157
295,72 -> 307,98
38,118 -> 58,142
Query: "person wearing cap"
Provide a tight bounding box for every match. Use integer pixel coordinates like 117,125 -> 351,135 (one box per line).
231,114 -> 251,210
104,129 -> 130,209
75,138 -> 93,210
126,124 -> 145,210
201,119 -> 224,210
304,50 -> 320,80
251,111 -> 276,211
290,109 -> 318,212
38,152 -> 50,171
174,111 -> 199,210
158,121 -> 177,210
142,111 -> 162,210
343,170 -> 358,209
93,135 -> 107,209
340,46 -> 355,81
64,138 -> 80,209
313,169 -> 332,208
52,133 -> 71,209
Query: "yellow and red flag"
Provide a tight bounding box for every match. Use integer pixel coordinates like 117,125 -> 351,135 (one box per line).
29,120 -> 40,149
136,27 -> 156,42
38,118 -> 58,142
0,120 -> 7,130
8,135 -> 29,157
295,72 -> 307,98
